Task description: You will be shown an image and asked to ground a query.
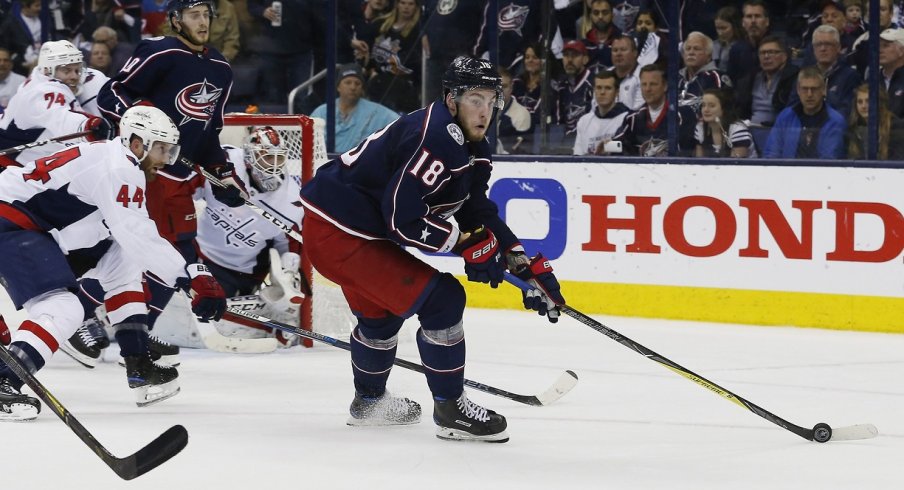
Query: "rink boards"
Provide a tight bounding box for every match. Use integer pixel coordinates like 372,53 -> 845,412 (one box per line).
416,161 -> 904,334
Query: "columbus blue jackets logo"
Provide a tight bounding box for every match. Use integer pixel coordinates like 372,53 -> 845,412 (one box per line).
498,4 -> 529,35
175,78 -> 223,125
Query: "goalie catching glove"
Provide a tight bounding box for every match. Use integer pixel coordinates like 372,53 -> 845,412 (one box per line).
507,250 -> 565,323
453,226 -> 505,288
176,264 -> 227,321
208,164 -> 250,207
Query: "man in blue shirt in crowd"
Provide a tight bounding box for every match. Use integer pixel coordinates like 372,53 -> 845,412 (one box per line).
312,63 -> 399,153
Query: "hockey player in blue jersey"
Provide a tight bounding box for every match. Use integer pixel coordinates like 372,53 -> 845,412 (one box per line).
300,57 -> 566,443
91,0 -> 246,357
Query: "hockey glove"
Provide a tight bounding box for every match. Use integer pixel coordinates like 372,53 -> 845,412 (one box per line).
179,263 -> 227,322
452,226 -> 505,288
209,164 -> 250,207
0,315 -> 10,345
508,252 -> 565,323
85,116 -> 115,141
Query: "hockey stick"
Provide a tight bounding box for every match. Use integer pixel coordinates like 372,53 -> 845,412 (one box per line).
0,343 -> 188,480
223,307 -> 579,407
504,273 -> 878,442
0,130 -> 92,157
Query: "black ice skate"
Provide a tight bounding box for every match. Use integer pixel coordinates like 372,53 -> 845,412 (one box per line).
0,377 -> 41,421
123,354 -> 180,407
347,391 -> 422,426
149,336 -> 180,367
433,391 -> 509,443
60,319 -> 109,368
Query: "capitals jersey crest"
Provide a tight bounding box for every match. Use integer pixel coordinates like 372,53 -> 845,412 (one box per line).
175,79 -> 224,125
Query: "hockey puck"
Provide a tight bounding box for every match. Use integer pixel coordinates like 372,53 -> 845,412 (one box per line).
812,423 -> 832,443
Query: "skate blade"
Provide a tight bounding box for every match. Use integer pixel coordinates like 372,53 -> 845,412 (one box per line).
0,403 -> 40,422
118,356 -> 181,368
134,380 -> 181,407
346,415 -> 421,427
435,426 -> 510,443
59,343 -> 100,369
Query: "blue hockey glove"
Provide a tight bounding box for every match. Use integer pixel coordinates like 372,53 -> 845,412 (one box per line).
177,264 -> 227,321
509,252 -> 565,323
452,226 -> 505,288
209,164 -> 250,208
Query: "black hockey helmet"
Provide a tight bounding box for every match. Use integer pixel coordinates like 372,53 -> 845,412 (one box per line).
442,56 -> 504,110
166,0 -> 217,21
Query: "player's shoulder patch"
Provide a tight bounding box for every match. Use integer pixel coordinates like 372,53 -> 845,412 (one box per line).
446,123 -> 464,146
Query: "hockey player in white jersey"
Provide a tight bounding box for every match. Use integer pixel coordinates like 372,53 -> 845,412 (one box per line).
0,106 -> 227,420
0,41 -> 114,168
193,127 -> 305,346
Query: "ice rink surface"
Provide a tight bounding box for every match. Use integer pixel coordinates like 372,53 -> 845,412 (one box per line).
2,300 -> 902,490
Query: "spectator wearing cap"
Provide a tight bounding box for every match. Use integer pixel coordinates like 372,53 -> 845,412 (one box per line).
311,63 -> 399,153
552,40 -> 593,137
609,34 -> 643,110
91,26 -> 135,74
848,0 -> 897,77
879,28 -> 904,118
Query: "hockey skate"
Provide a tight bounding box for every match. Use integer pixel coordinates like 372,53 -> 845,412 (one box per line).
347,391 -> 422,426
60,318 -> 110,368
433,391 -> 509,443
0,377 -> 41,421
123,354 -> 180,407
117,335 -> 181,368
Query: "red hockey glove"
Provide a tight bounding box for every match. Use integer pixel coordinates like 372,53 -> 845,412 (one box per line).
0,315 -> 11,345
508,252 -> 565,323
452,226 -> 505,288
178,264 -> 227,321
85,116 -> 115,141
209,164 -> 250,208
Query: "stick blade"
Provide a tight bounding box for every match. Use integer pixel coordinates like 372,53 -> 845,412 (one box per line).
534,370 -> 579,406
829,424 -> 879,442
111,425 -> 189,480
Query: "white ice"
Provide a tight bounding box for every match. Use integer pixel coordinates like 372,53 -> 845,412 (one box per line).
2,298 -> 902,490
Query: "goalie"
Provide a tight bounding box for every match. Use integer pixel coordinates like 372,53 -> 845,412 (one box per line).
193,127 -> 305,346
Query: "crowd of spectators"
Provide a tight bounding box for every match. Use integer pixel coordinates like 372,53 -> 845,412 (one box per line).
0,0 -> 903,161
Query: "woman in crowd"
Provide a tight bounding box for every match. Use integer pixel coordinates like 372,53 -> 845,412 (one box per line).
846,83 -> 903,160
511,42 -> 546,126
632,9 -> 667,66
365,0 -> 425,114
712,6 -> 743,73
695,88 -> 756,158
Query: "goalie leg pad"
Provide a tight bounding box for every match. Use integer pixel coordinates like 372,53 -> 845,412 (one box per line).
350,317 -> 402,398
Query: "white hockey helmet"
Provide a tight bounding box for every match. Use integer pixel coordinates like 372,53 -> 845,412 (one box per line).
37,40 -> 85,92
243,126 -> 288,192
119,106 -> 181,165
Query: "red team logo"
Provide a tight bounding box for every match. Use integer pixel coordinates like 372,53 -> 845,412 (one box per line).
174,78 -> 223,125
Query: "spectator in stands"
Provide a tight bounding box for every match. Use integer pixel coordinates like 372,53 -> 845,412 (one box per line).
846,83 -> 904,160
0,48 -> 26,112
611,63 -> 697,156
247,0 -> 317,105
736,35 -> 800,126
421,0 -> 484,102
581,0 -> 621,72
162,0 -> 240,61
552,40 -> 593,143
0,0 -> 43,76
678,31 -> 732,114
553,0 -> 588,41
842,0 -> 866,39
511,42 -> 546,125
311,63 -> 399,154
142,0 -> 171,37
879,27 -> 904,119
496,67 -> 533,154
849,0 -> 896,76
112,0 -> 143,43
77,0 -> 131,46
695,88 -> 756,158
763,66 -> 846,159
91,27 -> 134,74
573,70 -> 630,156
712,6 -> 743,73
88,42 -> 114,77
728,0 -> 771,85
610,34 -> 643,110
797,1 -> 858,64
349,0 -> 392,65
473,0 -> 544,70
364,0 -> 426,114
809,25 -> 860,118
631,9 -> 667,66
